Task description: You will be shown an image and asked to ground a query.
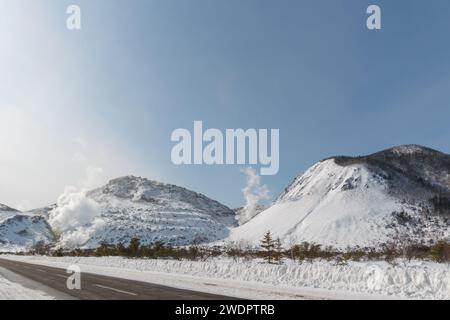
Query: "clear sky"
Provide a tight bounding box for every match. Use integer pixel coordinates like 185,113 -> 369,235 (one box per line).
1,0 -> 450,210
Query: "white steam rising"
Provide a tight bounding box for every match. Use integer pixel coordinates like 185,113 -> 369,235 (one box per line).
49,164 -> 105,249
238,167 -> 269,225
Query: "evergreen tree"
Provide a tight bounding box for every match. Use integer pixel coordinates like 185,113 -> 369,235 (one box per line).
273,237 -> 283,264
128,237 -> 141,257
260,231 -> 275,264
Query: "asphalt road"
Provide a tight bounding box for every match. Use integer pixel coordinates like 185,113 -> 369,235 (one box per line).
0,258 -> 235,300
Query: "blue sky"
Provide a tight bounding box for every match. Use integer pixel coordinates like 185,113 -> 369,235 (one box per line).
1,0 -> 450,209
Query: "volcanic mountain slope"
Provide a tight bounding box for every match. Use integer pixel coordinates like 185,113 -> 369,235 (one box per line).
51,176 -> 236,248
26,204 -> 56,218
229,145 -> 450,249
0,204 -> 55,252
0,204 -> 19,222
233,205 -> 268,223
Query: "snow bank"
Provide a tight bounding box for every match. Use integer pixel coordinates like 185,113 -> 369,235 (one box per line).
5,255 -> 450,299
0,274 -> 53,300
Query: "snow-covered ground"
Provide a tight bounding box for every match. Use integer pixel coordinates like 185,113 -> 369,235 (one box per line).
0,274 -> 53,300
3,255 -> 449,300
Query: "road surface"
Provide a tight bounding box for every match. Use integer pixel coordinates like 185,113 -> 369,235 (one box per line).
0,258 -> 235,300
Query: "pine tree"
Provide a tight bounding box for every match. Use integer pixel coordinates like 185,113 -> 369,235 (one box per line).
273,237 -> 283,264
260,231 -> 275,264
128,237 -> 141,257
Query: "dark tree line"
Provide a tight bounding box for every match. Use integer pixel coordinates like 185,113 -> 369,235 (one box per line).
21,234 -> 450,264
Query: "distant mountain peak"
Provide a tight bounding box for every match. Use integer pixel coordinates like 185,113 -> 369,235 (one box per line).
0,204 -> 19,212
108,175 -> 157,185
326,144 -> 446,164
91,175 -> 232,215
374,144 -> 443,156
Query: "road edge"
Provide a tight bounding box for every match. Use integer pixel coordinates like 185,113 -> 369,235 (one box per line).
0,264 -> 77,300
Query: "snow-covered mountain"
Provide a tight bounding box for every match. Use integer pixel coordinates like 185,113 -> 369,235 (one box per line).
50,176 -> 236,248
233,205 -> 268,221
229,145 -> 450,249
2,145 -> 449,251
0,204 -> 19,222
26,204 -> 56,218
0,204 -> 55,252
